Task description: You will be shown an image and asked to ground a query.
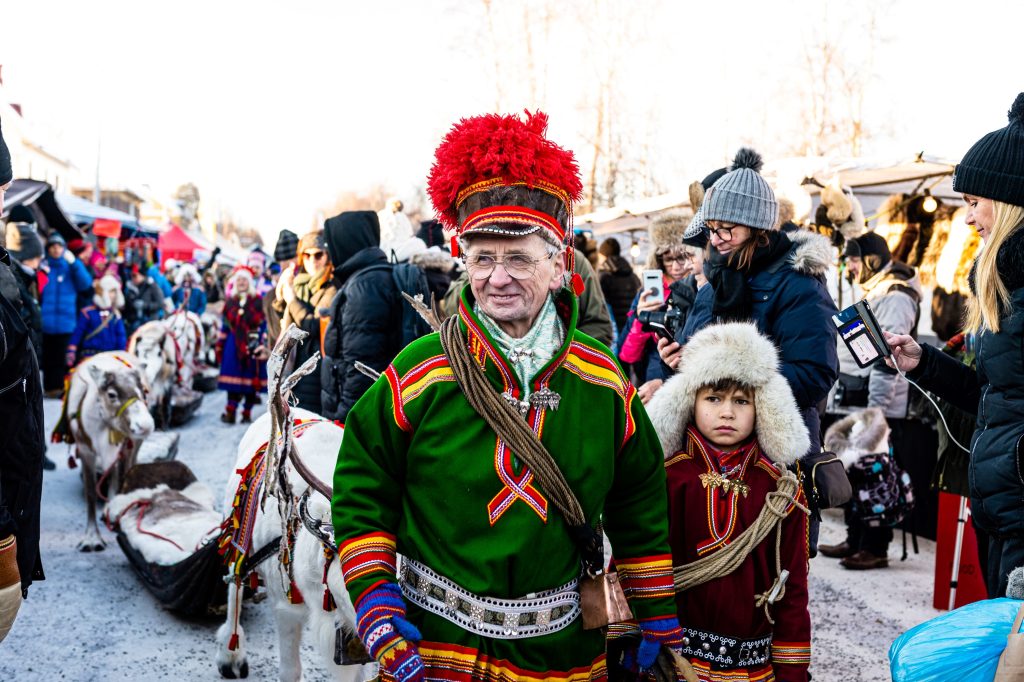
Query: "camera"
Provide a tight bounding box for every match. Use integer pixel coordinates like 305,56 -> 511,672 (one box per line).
637,284 -> 696,342
246,331 -> 262,355
638,306 -> 685,342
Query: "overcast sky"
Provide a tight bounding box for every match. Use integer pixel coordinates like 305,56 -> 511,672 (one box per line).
3,0 -> 1022,242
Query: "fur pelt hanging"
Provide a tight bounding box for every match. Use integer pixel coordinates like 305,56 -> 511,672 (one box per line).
819,183 -> 866,240
823,407 -> 891,469
645,322 -> 810,465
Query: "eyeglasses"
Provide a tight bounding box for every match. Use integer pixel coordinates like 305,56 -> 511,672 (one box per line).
465,252 -> 554,280
662,254 -> 687,265
703,222 -> 738,241
305,250 -> 327,261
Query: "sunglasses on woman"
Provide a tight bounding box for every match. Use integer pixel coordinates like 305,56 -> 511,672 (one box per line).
305,250 -> 328,261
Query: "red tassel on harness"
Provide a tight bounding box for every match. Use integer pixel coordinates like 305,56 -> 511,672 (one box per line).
228,634 -> 239,651
288,581 -> 304,605
450,236 -> 460,257
249,572 -> 259,590
323,588 -> 336,612
571,273 -> 585,296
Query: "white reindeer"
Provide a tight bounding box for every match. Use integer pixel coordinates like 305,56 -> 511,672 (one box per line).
59,352 -> 156,551
128,321 -> 179,429
165,309 -> 204,388
215,326 -> 370,682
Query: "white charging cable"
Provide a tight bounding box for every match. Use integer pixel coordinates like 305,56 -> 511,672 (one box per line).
888,351 -> 972,453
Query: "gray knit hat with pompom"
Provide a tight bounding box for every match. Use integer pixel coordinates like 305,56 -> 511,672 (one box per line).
686,148 -> 778,237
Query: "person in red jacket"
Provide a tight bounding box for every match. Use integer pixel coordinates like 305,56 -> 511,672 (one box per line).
645,322 -> 812,682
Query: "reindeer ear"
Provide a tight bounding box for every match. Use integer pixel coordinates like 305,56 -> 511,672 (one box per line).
87,364 -> 105,385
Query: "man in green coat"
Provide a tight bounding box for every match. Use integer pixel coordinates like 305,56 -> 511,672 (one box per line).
333,111 -> 682,681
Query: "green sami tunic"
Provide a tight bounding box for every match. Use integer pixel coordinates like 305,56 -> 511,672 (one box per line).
333,287 -> 676,681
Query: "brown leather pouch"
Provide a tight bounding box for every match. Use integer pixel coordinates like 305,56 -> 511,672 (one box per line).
579,571 -> 633,630
995,603 -> 1024,681
0,535 -> 19,590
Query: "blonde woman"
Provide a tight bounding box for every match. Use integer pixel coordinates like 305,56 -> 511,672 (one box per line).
886,92 -> 1024,598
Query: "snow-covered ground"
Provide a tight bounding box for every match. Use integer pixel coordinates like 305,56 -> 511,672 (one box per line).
2,392 -> 943,681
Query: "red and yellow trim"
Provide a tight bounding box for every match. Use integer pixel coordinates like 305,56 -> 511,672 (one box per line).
563,342 -> 636,448
772,641 -> 811,666
686,659 -> 775,681
338,532 -> 398,587
616,554 -> 676,601
403,642 -> 606,682
384,365 -> 413,432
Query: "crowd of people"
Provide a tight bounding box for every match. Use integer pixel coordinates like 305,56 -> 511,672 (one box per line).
2,94 -> 1024,680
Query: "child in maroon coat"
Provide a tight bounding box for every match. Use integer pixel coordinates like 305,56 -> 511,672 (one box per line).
645,322 -> 812,682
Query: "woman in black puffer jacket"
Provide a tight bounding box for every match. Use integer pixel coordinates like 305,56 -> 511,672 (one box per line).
887,93 -> 1024,597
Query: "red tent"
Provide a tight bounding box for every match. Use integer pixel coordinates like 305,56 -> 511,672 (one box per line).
158,224 -> 211,266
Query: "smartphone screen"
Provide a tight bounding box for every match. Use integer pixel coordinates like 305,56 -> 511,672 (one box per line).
833,305 -> 884,367
642,269 -> 664,301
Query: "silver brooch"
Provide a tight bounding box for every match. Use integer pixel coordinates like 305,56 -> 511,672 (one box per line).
530,387 -> 561,412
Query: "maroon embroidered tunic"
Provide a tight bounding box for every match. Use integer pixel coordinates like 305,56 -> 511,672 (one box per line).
665,425 -> 811,682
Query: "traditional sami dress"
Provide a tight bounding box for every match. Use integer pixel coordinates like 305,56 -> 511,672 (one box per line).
217,294 -> 267,394
665,425 -> 811,682
333,287 -> 679,681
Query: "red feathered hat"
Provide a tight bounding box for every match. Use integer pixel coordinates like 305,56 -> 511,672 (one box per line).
427,110 -> 583,246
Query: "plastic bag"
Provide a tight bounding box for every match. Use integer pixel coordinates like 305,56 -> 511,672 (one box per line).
890,598 -> 1024,682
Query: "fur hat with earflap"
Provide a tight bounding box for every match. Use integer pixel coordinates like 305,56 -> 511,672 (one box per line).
818,182 -> 866,241
94,275 -> 125,311
645,322 -> 810,465
823,407 -> 891,469
646,212 -> 689,268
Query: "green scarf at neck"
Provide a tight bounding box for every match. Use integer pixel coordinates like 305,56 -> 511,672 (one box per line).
475,295 -> 565,397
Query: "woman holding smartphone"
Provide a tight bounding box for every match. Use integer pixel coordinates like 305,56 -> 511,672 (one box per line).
667,148 -> 838,454
617,213 -> 691,402
886,93 -> 1024,598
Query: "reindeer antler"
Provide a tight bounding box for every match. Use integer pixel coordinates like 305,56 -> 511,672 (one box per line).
402,292 -> 445,332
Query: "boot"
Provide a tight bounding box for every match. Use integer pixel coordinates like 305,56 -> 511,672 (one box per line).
241,409 -> 252,424
817,541 -> 855,559
221,405 -> 237,424
840,550 -> 888,570
42,455 -> 57,471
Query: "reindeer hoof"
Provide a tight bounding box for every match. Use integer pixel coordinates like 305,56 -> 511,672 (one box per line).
77,538 -> 107,552
218,661 -> 248,679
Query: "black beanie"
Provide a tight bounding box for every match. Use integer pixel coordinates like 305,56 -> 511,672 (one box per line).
844,232 -> 891,281
273,229 -> 299,262
953,93 -> 1024,206
0,117 -> 12,186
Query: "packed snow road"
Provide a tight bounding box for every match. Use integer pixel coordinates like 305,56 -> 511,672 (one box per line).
2,392 -> 939,681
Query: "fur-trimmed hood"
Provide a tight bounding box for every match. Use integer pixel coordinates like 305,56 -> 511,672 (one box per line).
645,322 -> 810,465
823,407 -> 891,468
786,230 -> 833,278
174,263 -> 200,286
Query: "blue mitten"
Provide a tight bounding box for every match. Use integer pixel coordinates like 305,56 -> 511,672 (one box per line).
355,582 -> 424,681
638,616 -> 685,671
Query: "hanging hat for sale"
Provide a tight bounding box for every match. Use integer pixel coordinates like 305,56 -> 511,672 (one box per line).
427,110 -> 585,292
5,222 -> 43,261
0,117 -> 12,186
273,229 -> 299,262
684,148 -> 778,241
954,92 -> 1024,207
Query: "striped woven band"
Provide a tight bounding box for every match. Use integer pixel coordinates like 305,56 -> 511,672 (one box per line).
461,206 -> 566,243
455,177 -> 572,212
